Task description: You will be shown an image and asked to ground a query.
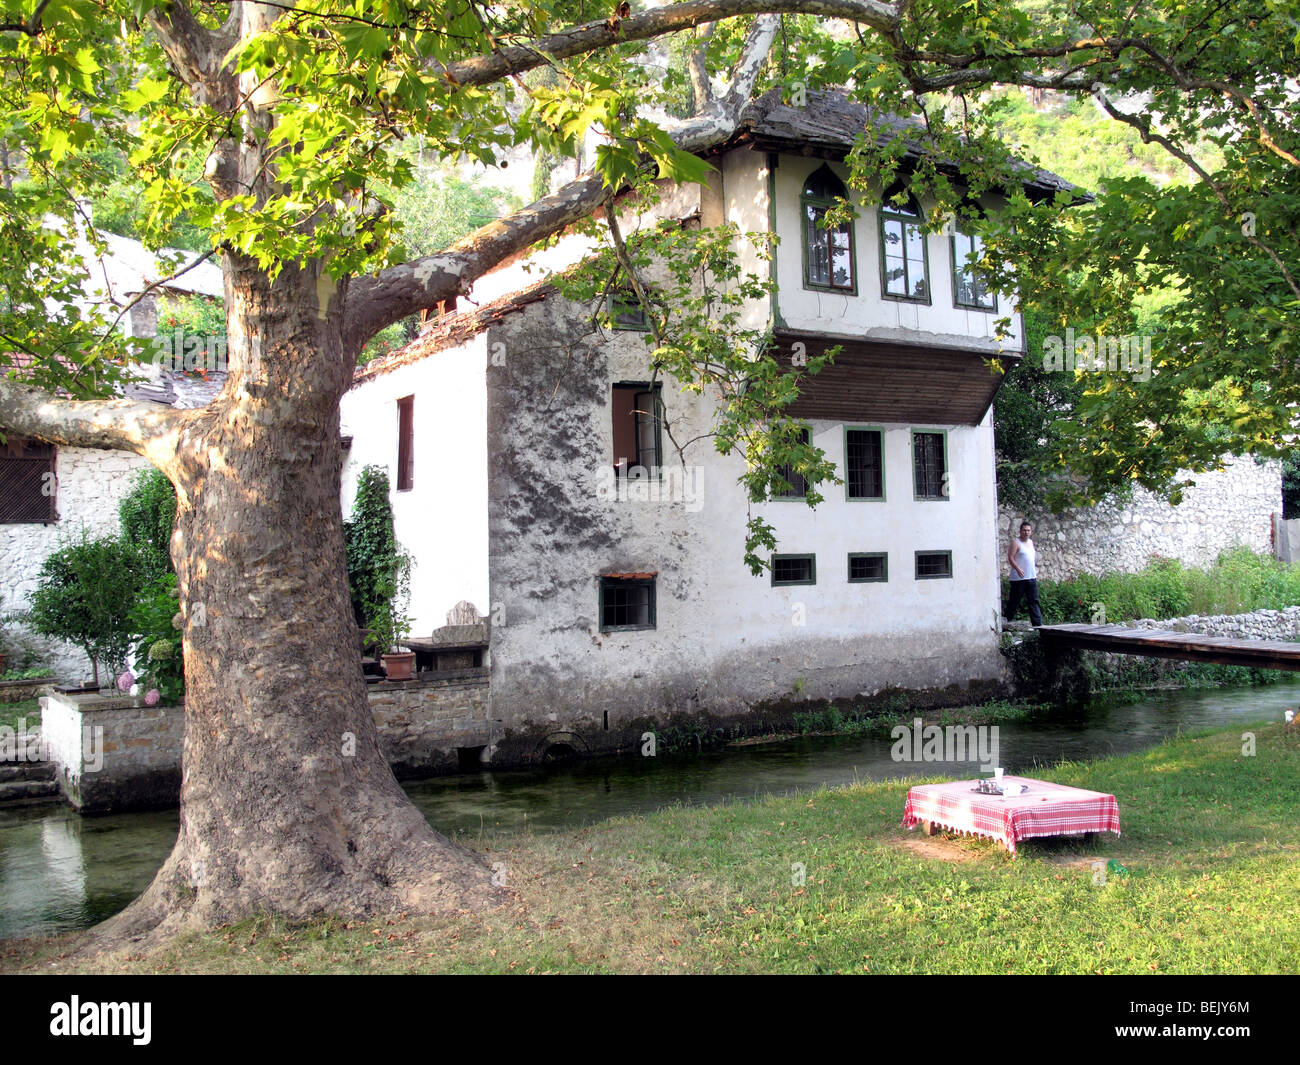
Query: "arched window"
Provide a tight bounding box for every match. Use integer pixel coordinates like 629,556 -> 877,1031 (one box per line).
879,192 -> 929,301
801,165 -> 855,292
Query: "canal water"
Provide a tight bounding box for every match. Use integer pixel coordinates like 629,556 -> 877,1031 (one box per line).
2,682 -> 1295,940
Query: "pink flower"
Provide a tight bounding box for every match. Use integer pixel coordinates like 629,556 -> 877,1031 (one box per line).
144,689 -> 161,707
117,670 -> 135,692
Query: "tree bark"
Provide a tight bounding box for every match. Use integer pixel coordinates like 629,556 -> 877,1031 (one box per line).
96,253 -> 501,940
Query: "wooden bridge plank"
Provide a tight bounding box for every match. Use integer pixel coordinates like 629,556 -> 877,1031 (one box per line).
1036,623 -> 1300,671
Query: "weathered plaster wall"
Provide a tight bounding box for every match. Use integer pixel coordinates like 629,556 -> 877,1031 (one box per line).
484,296 -> 1005,745
340,338 -> 490,633
997,456 -> 1280,581
1,447 -> 154,680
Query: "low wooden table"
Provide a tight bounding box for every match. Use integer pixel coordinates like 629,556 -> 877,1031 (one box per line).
902,776 -> 1121,855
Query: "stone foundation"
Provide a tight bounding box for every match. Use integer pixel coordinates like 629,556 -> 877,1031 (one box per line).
39,670 -> 493,812
41,690 -> 185,813
368,668 -> 492,777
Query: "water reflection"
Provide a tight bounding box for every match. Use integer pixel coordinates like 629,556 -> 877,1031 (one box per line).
2,682 -> 1293,940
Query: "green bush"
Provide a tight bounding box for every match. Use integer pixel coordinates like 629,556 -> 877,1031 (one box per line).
1011,547 -> 1300,625
24,532 -> 147,686
343,466 -> 412,652
127,574 -> 186,704
118,468 -> 177,579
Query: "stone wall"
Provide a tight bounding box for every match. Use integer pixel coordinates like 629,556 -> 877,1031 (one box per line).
998,456 -> 1281,582
38,671 -> 493,811
369,669 -> 492,777
1121,606 -> 1300,641
2,447 -> 154,681
41,690 -> 185,813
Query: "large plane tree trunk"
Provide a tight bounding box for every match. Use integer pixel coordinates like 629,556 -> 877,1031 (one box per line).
100,256 -> 501,939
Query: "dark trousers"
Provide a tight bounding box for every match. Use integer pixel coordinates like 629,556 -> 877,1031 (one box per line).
1006,578 -> 1042,626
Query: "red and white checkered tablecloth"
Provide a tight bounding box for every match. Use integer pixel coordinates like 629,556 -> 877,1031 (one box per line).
901,776 -> 1120,854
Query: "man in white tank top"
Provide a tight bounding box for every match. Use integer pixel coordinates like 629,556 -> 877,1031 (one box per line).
1005,520 -> 1042,626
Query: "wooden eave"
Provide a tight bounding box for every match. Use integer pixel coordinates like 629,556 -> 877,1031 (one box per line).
771,329 -> 1020,426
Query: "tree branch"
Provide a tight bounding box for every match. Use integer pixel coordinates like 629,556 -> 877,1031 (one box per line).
0,0 -> 50,35
0,381 -> 189,471
689,23 -> 717,110
437,0 -> 906,87
345,10 -> 784,348
1091,94 -> 1300,302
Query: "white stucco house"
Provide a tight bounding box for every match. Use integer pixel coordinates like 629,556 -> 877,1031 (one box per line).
339,90 -> 1082,759
1,230 -> 223,680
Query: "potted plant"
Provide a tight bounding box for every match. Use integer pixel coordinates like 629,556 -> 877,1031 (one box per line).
344,466 -> 416,680
377,612 -> 415,681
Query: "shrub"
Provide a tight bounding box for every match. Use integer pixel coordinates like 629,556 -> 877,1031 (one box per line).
1025,547 -> 1300,625
343,466 -> 413,653
128,574 -> 186,704
118,468 -> 177,579
25,532 -> 147,686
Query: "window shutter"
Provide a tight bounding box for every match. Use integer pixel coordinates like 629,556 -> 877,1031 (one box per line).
396,396 -> 414,491
0,437 -> 57,523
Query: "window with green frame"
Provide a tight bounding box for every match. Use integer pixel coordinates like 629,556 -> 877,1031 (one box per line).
848,553 -> 888,583
879,194 -> 929,301
599,575 -> 656,631
774,426 -> 810,499
951,227 -> 997,310
608,287 -> 652,330
845,427 -> 884,500
772,554 -> 816,586
801,165 -> 855,292
912,431 -> 947,499
914,550 -> 953,579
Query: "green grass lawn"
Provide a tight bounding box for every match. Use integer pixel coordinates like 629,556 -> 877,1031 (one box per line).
3,721 -> 1297,974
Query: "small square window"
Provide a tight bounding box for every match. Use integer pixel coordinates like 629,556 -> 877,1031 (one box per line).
599,575 -> 656,631
0,436 -> 57,524
772,554 -> 816,586
608,289 -> 652,331
915,551 -> 953,580
848,553 -> 888,583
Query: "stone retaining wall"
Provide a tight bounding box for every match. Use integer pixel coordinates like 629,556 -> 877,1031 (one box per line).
369,668 -> 492,777
998,456 -> 1281,581
41,690 -> 185,812
38,669 -> 493,811
1122,606 -> 1300,640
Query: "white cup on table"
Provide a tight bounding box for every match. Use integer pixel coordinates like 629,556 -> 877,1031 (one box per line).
994,767 -> 1004,783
